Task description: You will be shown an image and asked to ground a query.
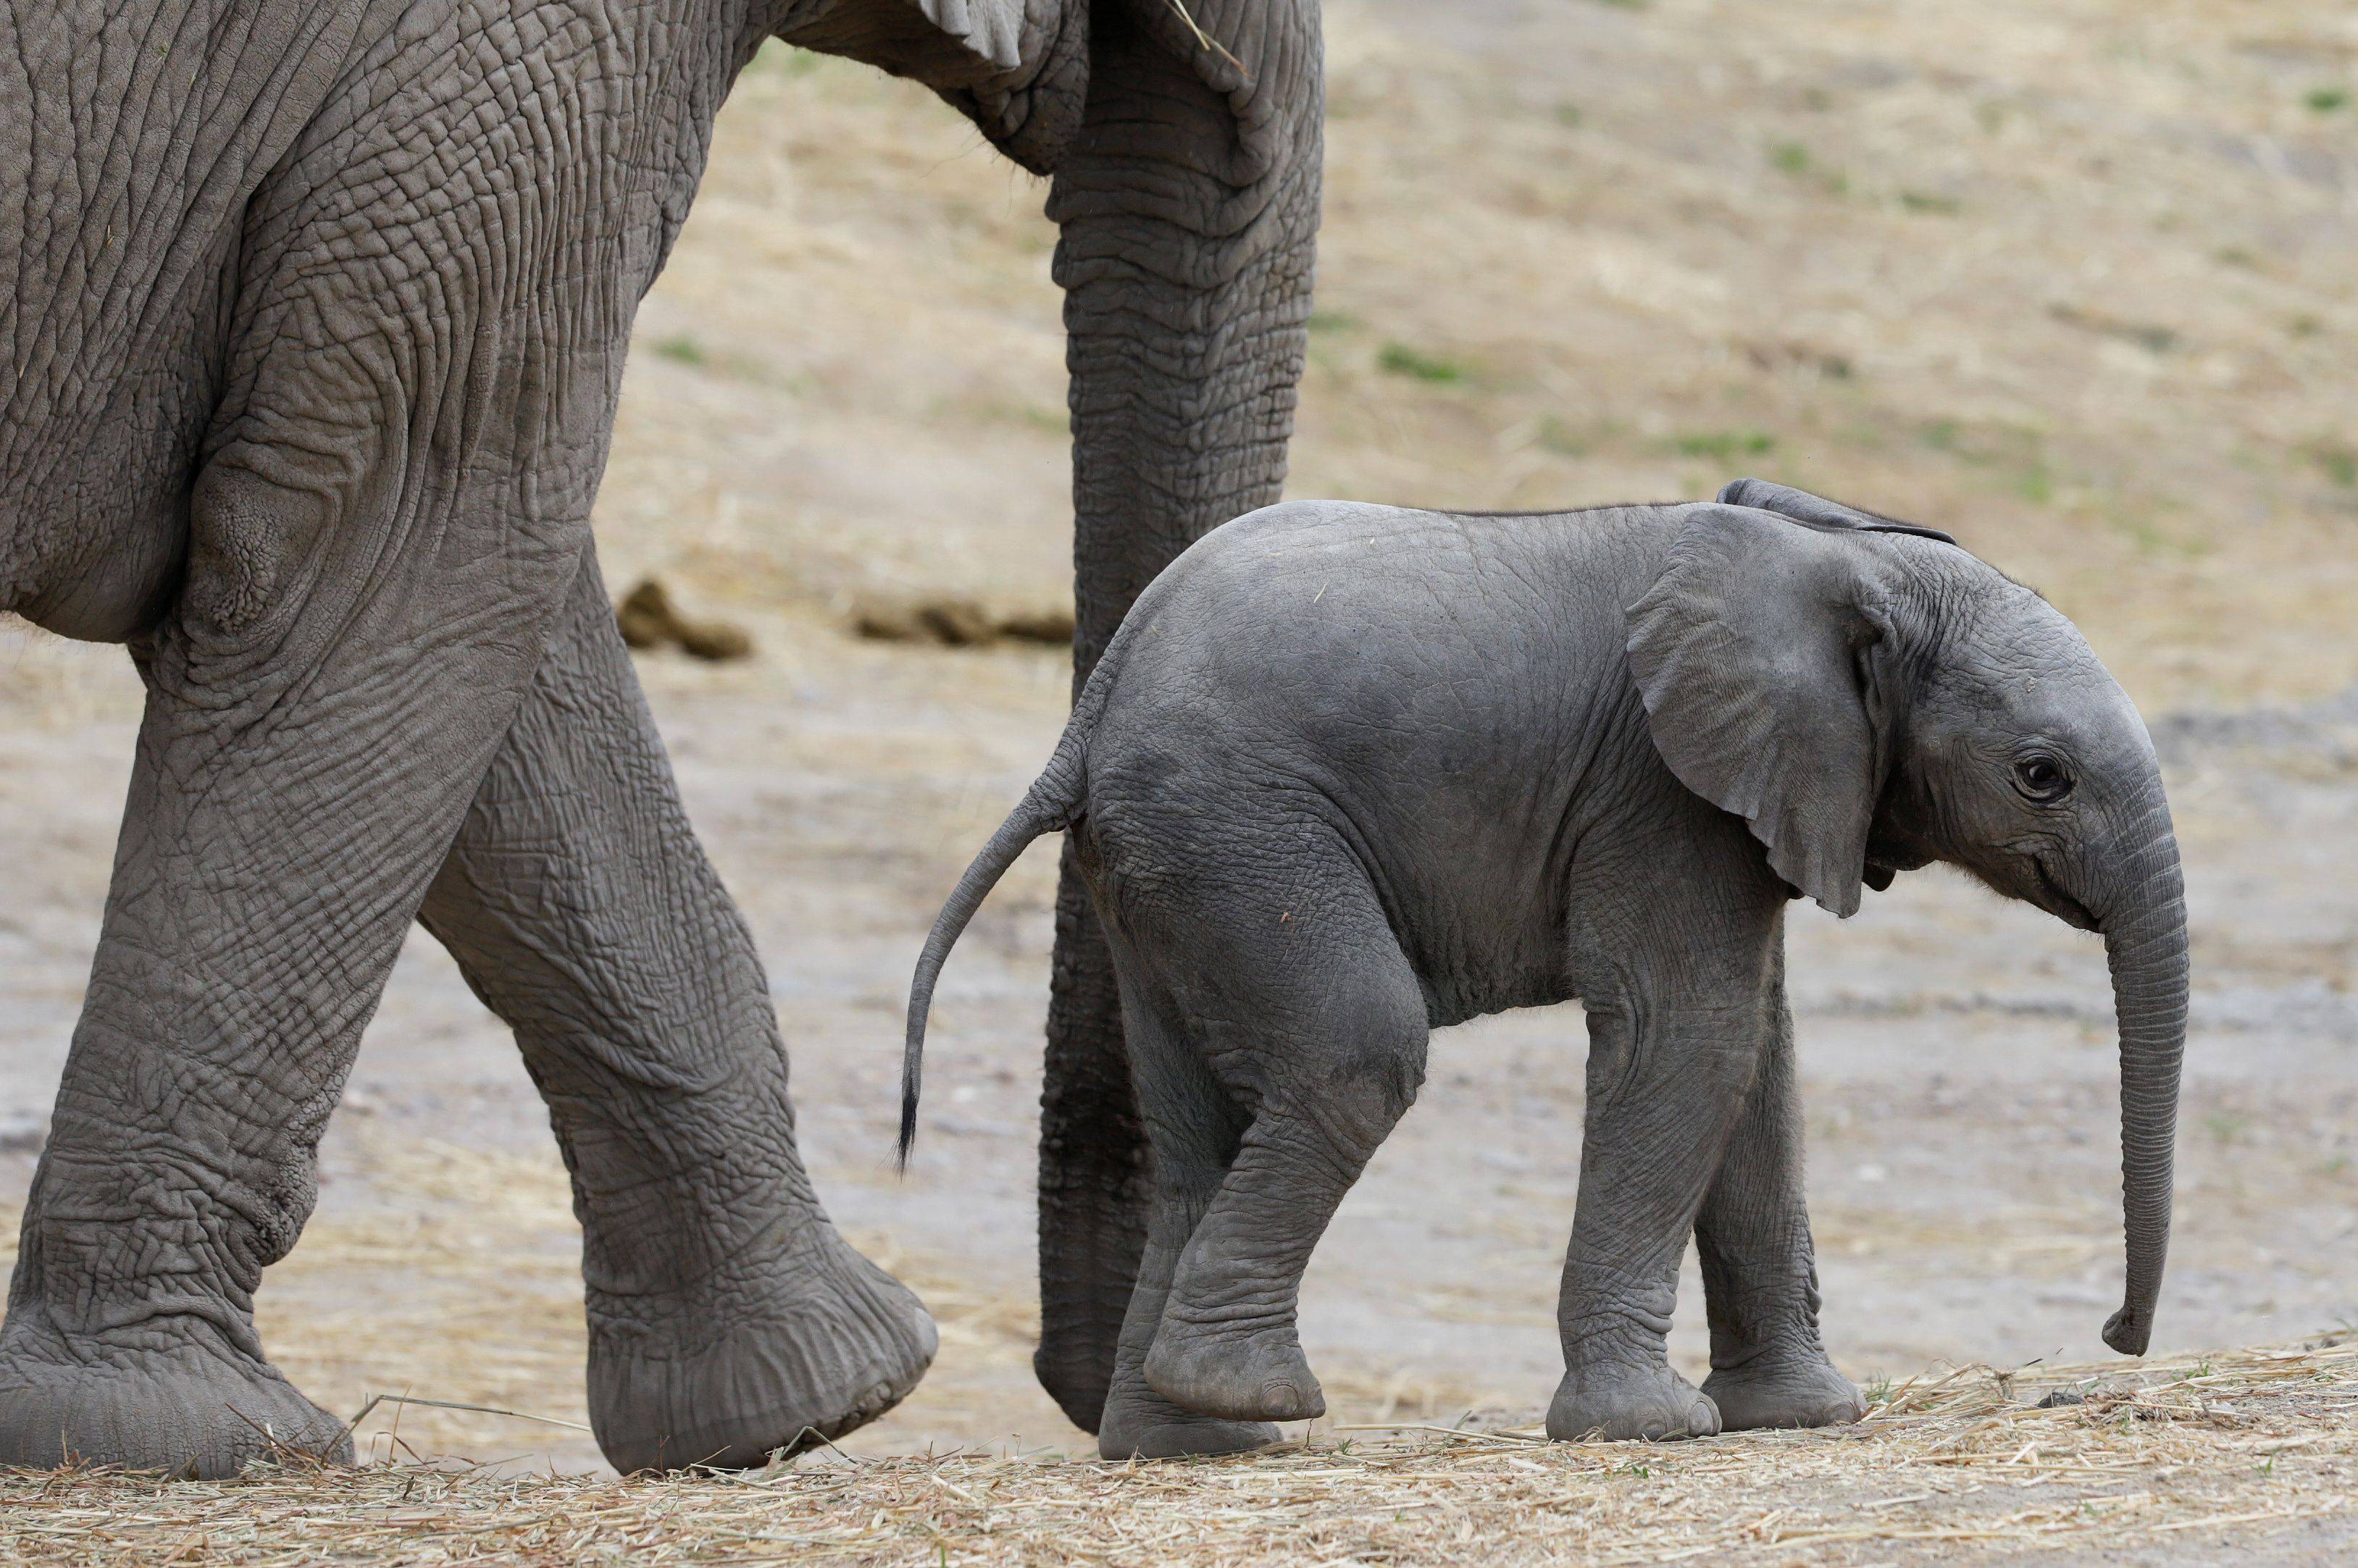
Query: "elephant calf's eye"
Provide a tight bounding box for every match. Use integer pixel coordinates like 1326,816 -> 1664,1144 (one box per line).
2015,753 -> 2073,803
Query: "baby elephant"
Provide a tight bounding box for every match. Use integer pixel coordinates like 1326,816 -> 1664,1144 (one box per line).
903,481 -> 2188,1459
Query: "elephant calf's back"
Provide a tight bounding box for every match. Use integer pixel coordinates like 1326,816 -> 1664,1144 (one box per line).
1086,501 -> 1666,1021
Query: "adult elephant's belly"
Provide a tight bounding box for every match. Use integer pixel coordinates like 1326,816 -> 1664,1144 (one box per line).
0,0 -> 371,637
0,235 -> 233,642
8,448 -> 196,643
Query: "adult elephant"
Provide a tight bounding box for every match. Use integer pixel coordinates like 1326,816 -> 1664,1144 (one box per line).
0,0 -> 1319,1477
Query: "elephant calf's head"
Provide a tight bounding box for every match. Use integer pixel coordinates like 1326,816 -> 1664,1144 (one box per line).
1626,479 -> 2188,1361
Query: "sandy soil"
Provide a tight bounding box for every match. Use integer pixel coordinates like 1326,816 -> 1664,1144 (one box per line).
1,0 -> 2352,1509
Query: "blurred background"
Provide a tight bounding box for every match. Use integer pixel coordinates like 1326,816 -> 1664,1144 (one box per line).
3,0 -> 2352,1472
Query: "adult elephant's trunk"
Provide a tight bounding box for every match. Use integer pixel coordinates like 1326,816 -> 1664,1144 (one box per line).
2097,808 -> 2190,1357
1034,0 -> 1323,1432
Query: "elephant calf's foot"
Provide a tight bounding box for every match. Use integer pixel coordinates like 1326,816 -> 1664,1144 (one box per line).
1547,1360 -> 1721,1443
588,1227 -> 936,1472
0,1316 -> 353,1479
1098,1373 -> 1282,1460
1142,1313 -> 1324,1423
1701,1348 -> 1866,1432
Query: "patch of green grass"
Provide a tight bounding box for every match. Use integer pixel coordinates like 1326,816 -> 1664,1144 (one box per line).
1377,342 -> 1473,385
2305,87 -> 2349,114
1537,416 -> 1589,458
2214,246 -> 2257,268
1921,418 -> 2068,506
2307,440 -> 2358,488
653,334 -> 708,368
1862,1374 -> 1894,1407
2288,314 -> 2323,339
1308,309 -> 1360,335
1553,101 -> 1584,128
2204,1110 -> 2252,1145
1898,190 -> 1961,215
1671,429 -> 1776,461
1769,140 -> 1848,196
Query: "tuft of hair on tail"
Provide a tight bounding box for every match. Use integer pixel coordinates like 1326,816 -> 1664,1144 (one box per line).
898,1081 -> 920,1173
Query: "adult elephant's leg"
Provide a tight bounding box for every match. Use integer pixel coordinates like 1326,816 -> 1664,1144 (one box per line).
0,402 -> 588,1479
416,546 -> 934,1473
1692,949 -> 1865,1430
1037,0 -> 1324,1434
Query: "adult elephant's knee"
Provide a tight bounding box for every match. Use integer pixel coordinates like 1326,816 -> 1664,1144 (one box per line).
419,548 -> 937,1470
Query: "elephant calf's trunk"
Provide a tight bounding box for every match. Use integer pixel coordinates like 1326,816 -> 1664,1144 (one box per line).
2098,834 -> 2190,1357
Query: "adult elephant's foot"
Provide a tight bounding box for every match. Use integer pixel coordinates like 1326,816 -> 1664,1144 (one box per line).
1142,1313 -> 1324,1423
1098,1370 -> 1282,1459
1701,1348 -> 1866,1431
1547,1359 -> 1721,1443
588,1223 -> 935,1472
0,1312 -> 352,1477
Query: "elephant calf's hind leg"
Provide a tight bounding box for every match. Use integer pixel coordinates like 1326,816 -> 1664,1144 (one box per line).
1140,922 -> 1429,1427
1095,970 -> 1281,1460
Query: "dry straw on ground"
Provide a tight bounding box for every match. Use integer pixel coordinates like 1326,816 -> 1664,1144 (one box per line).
2,1335 -> 2349,1565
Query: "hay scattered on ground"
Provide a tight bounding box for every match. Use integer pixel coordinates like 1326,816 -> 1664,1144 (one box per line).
4,1336 -> 2349,1564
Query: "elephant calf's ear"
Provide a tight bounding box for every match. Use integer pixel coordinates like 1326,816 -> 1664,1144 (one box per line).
1717,478 -> 1960,546
1625,505 -> 1900,918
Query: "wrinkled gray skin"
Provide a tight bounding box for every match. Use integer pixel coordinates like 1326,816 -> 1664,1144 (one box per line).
908,481 -> 2190,1459
0,0 -> 1319,1475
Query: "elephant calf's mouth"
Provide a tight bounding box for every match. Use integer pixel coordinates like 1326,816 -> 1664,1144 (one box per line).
2033,857 -> 2100,931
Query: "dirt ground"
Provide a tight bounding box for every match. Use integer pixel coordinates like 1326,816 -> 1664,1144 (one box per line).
2,0 -> 2353,1548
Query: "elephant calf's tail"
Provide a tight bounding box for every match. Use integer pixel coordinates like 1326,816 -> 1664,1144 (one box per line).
900,739 -> 1088,1170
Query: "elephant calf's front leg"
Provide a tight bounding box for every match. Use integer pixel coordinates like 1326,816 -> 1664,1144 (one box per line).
1550,1002 -> 1766,1443
1692,979 -> 1865,1432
